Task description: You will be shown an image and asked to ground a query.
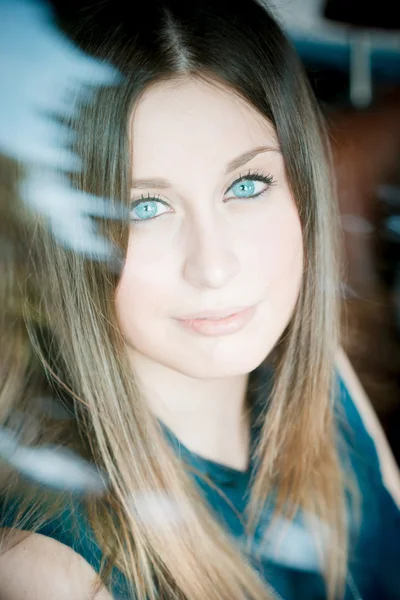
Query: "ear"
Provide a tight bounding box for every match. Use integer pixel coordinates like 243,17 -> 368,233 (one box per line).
335,346 -> 400,509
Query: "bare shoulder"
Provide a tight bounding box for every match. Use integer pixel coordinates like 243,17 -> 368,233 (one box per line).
0,528 -> 112,600
335,346 -> 400,509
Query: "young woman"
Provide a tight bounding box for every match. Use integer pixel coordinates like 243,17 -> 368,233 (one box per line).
1,1 -> 399,599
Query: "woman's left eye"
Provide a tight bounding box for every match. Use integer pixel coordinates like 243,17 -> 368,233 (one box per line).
226,173 -> 275,200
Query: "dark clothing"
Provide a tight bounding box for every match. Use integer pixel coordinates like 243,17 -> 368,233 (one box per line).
1,366 -> 399,599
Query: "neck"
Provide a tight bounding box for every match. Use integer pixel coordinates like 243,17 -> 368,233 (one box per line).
129,351 -> 251,471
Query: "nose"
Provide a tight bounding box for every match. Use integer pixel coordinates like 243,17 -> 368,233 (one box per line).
182,212 -> 240,289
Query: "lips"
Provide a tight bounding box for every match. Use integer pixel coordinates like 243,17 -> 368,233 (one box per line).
175,305 -> 257,337
178,306 -> 252,320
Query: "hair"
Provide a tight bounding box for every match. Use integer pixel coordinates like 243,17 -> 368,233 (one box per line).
1,1 -> 351,598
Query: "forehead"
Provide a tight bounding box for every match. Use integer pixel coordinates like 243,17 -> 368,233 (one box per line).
130,77 -> 278,176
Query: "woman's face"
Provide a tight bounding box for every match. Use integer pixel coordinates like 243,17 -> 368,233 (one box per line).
115,78 -> 303,379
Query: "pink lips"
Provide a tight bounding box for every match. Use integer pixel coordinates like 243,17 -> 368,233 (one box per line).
176,306 -> 256,336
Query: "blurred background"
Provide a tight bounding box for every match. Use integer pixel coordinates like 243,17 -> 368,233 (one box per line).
272,0 -> 400,464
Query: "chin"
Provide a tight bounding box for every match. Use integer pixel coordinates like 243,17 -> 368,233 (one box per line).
172,341 -> 272,380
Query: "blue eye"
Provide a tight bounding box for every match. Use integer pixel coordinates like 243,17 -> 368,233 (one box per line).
231,179 -> 256,198
130,197 -> 170,222
228,171 -> 275,200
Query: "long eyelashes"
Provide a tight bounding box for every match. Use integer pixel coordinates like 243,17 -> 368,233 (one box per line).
225,169 -> 276,195
130,168 -> 276,222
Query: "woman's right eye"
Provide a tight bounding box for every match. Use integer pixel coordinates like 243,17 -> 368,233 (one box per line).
130,197 -> 171,222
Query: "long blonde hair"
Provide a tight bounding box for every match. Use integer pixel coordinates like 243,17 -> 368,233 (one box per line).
1,0 -> 350,598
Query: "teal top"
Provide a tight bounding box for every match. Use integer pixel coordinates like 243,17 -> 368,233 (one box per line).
1,365 -> 399,600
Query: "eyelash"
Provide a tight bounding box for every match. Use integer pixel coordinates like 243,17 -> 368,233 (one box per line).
130,169 -> 276,222
225,169 -> 276,198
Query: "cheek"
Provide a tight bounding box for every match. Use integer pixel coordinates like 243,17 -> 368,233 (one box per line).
244,195 -> 303,290
120,229 -> 175,295
245,199 -> 303,362
114,229 -> 177,337
266,213 -> 303,285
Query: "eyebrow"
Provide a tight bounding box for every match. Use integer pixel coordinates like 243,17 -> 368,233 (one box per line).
130,145 -> 279,189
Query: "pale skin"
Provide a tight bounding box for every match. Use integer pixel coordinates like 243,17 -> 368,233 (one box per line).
1,77 -> 399,599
